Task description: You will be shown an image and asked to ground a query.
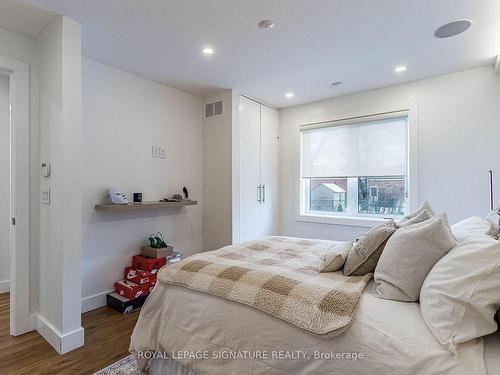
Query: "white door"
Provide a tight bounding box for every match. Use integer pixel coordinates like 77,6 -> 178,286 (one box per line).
259,105 -> 279,236
238,95 -> 262,242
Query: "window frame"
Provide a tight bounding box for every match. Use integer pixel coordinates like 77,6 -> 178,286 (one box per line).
295,104 -> 419,228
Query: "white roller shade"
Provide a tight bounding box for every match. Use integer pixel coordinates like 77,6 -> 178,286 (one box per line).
301,116 -> 407,178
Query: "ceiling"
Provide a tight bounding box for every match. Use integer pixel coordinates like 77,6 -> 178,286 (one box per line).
9,0 -> 500,107
0,0 -> 57,38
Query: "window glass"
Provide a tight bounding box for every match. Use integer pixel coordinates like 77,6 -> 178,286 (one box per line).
301,115 -> 408,218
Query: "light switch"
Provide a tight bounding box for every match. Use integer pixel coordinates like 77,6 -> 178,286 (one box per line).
41,162 -> 51,177
159,147 -> 166,159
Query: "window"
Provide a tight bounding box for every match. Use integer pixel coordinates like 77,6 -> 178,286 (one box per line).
300,113 -> 408,219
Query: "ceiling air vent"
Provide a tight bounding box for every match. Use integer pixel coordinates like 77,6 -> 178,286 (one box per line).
205,100 -> 224,119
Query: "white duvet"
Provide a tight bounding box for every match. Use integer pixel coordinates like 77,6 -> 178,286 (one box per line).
130,278 -> 486,374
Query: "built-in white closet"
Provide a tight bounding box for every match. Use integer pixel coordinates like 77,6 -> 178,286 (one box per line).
237,95 -> 279,242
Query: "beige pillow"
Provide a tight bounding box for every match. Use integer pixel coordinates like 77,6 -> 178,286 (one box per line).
398,201 -> 435,227
398,209 -> 433,227
420,235 -> 500,354
374,214 -> 457,302
343,220 -> 397,276
319,242 -> 353,272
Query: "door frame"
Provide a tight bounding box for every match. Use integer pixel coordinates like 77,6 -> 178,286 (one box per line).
0,55 -> 33,335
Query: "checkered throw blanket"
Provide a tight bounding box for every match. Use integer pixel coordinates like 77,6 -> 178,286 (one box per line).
158,237 -> 372,337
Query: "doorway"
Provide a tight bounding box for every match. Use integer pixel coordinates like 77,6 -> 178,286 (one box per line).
0,71 -> 10,297
0,55 -> 32,336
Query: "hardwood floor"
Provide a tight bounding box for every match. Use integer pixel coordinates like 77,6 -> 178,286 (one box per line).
0,292 -> 140,374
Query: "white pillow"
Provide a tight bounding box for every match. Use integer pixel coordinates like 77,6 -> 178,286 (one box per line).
451,216 -> 496,242
318,242 -> 352,272
420,235 -> 500,354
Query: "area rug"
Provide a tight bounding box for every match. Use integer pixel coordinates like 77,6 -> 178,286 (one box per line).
93,355 -> 144,375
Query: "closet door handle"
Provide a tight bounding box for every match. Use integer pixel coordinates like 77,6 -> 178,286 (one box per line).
262,184 -> 266,203
257,185 -> 262,203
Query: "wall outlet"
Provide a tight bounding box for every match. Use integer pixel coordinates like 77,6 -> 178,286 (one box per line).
159,147 -> 166,159
152,146 -> 160,158
41,188 -> 50,204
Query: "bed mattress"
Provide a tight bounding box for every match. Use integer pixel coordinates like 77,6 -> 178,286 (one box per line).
130,279 -> 489,374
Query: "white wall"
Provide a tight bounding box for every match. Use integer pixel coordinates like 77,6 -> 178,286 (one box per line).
0,17 -> 83,353
38,16 -> 83,354
0,73 -> 9,293
0,25 -> 40,312
81,58 -> 203,312
279,66 -> 500,241
203,89 -> 234,251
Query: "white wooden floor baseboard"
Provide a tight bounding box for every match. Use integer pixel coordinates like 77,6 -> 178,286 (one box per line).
81,290 -> 113,313
0,280 -> 10,294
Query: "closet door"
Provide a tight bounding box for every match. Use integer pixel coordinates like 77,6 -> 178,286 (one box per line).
238,95 -> 262,242
259,105 -> 279,237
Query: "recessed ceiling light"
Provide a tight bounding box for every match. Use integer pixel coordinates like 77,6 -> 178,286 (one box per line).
202,47 -> 214,56
258,20 -> 276,29
285,92 -> 294,98
395,65 -> 407,73
434,20 -> 472,38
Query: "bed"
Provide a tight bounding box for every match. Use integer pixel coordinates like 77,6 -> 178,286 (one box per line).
129,237 -> 498,374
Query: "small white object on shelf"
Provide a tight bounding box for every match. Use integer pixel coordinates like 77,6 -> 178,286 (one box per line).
109,188 -> 128,204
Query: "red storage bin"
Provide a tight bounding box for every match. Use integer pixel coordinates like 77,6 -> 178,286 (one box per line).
124,267 -> 151,285
132,255 -> 166,273
149,272 -> 158,292
115,280 -> 150,300
149,279 -> 157,293
150,273 -> 157,283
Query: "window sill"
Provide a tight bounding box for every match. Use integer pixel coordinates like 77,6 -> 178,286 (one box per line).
295,213 -> 394,228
